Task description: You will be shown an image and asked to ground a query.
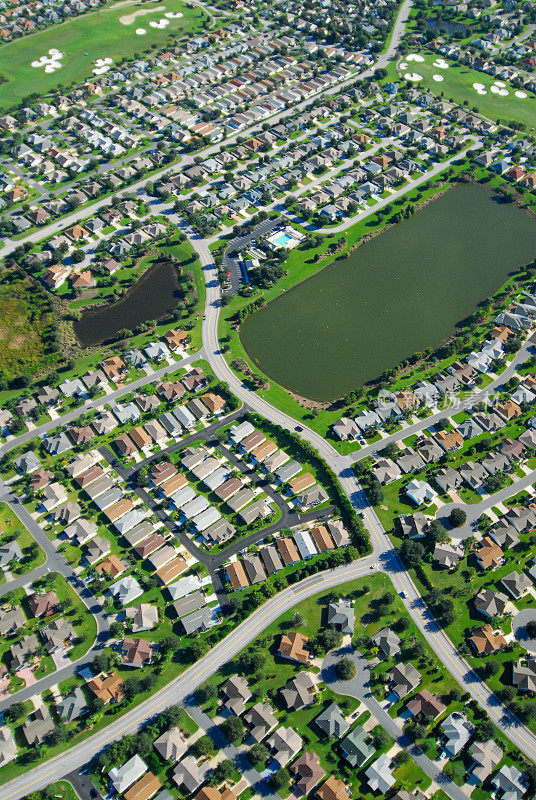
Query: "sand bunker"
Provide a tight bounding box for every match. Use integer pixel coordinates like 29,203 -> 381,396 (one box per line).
516,90 -> 528,98
473,82 -> 485,90
399,61 -> 408,69
494,80 -> 506,87
93,57 -> 114,75
164,11 -> 183,17
433,58 -> 449,69
149,18 -> 170,27
404,72 -> 423,81
432,74 -> 444,82
31,51 -> 64,72
407,53 -> 425,62
136,27 -> 147,34
120,4 -> 164,24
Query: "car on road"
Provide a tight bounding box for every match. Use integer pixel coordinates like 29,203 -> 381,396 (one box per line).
295,425 -> 303,431
399,591 -> 406,599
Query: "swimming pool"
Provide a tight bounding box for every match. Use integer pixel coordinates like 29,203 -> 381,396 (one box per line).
274,233 -> 293,247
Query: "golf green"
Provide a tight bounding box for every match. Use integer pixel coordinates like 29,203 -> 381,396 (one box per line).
0,0 -> 208,110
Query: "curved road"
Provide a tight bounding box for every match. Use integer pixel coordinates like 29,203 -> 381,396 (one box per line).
3,0 -> 536,795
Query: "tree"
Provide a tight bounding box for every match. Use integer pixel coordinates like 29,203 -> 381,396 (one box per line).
399,539 -> 424,568
372,726 -> 390,749
192,735 -> 213,758
5,702 -> 24,723
110,621 -> 124,638
450,508 -> 467,528
248,743 -> 269,769
271,768 -> 290,791
335,657 -> 356,681
526,620 -> 536,639
476,720 -> 495,741
220,716 -> 244,744
195,683 -> 217,705
211,760 -> 236,786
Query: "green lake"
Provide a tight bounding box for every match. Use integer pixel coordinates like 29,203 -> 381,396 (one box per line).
240,183 -> 536,401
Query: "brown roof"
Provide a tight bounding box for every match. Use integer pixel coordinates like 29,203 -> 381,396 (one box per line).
87,671 -> 124,703
241,431 -> 266,452
121,638 -> 154,668
396,391 -> 419,410
135,533 -> 166,558
201,393 -> 226,413
227,561 -> 249,590
310,525 -> 335,552
476,537 -> 504,569
114,434 -> 137,456
196,788 -> 236,800
436,429 -> 464,450
164,328 -> 189,349
316,776 -> 348,800
279,632 -> 309,664
150,461 -> 177,485
469,624 -> 507,655
496,400 -> 522,420
289,472 -> 316,494
124,773 -> 161,800
406,689 -> 446,719
159,473 -> 188,497
155,555 -> 188,585
215,477 -> 243,501
277,537 -> 300,565
292,752 -> 326,794
95,554 -> 126,577
77,464 -> 105,487
28,591 -> 58,617
130,426 -> 152,448
251,439 -> 278,461
105,498 -> 134,523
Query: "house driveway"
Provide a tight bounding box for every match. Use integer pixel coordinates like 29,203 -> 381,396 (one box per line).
320,647 -> 470,800
16,667 -> 35,688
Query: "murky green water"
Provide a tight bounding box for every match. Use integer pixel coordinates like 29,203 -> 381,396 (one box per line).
240,183 -> 536,400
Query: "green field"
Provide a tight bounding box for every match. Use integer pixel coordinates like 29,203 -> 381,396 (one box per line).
0,0 -> 208,110
0,272 -> 59,383
399,53 -> 536,130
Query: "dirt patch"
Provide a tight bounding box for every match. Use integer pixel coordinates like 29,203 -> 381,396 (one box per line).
0,328 -> 8,340
8,334 -> 26,350
119,5 -> 164,24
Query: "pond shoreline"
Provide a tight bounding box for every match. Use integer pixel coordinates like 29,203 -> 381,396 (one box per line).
240,182 -> 536,402
73,257 -> 181,348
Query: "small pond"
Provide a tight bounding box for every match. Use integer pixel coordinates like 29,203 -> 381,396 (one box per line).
74,259 -> 181,347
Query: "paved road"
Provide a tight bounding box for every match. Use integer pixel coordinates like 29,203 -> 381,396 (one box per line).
348,334 -> 536,464
190,236 -> 536,769
436,464 -> 536,539
0,479 -> 110,711
0,559 -> 376,800
0,352 -> 202,458
321,648 -> 469,800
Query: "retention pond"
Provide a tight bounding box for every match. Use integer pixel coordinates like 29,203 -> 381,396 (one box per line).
75,259 -> 180,347
240,183 -> 536,401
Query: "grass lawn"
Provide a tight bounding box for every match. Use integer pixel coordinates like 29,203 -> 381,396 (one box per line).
0,0 -> 208,110
397,53 -> 536,130
0,501 -> 46,574
45,781 -> 81,800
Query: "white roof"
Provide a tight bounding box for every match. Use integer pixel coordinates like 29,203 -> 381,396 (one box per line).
293,530 -> 317,559
109,755 -> 147,792
203,466 -> 229,490
171,485 -> 197,508
173,405 -> 197,427
167,574 -> 210,600
193,506 -> 221,531
229,421 -> 255,442
182,495 -> 210,519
